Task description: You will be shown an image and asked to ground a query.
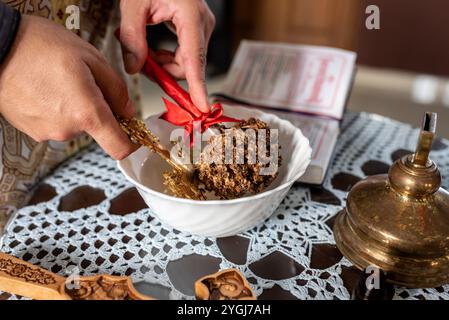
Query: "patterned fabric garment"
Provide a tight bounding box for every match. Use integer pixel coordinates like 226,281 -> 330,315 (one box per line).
0,0 -> 141,231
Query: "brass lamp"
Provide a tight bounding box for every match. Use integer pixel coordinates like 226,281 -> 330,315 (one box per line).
334,112 -> 449,288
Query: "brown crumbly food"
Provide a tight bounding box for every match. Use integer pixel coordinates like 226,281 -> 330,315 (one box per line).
194,118 -> 282,200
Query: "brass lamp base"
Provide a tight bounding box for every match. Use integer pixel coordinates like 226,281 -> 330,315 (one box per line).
334,206 -> 449,288
334,113 -> 449,289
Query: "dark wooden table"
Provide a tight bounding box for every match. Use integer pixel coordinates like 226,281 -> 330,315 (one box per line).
1,112 -> 448,300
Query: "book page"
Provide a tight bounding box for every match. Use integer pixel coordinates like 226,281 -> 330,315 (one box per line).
222,40 -> 356,120
263,109 -> 339,184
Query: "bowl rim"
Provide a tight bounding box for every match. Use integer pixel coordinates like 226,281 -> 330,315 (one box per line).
117,106 -> 311,205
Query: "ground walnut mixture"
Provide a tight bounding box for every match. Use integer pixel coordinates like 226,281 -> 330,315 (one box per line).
194,118 -> 282,199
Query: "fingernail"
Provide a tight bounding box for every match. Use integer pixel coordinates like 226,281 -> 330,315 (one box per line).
125,52 -> 137,70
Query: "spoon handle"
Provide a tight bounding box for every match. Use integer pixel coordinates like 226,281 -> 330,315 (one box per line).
117,116 -> 206,200
0,252 -> 69,300
117,116 -> 189,173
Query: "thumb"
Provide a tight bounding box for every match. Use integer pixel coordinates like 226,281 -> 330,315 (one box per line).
119,0 -> 150,74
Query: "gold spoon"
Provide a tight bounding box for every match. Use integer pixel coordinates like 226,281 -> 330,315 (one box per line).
0,252 -> 152,300
117,116 -> 206,200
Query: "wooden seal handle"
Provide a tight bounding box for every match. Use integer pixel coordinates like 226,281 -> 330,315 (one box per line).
0,252 -> 153,300
0,252 -> 69,300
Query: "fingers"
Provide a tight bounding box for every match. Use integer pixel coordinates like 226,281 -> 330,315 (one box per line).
159,48 -> 187,79
154,49 -> 187,80
86,53 -> 135,119
172,2 -> 214,113
83,100 -> 139,160
78,61 -> 138,159
119,0 -> 151,74
119,0 -> 216,113
154,49 -> 176,67
175,15 -> 206,111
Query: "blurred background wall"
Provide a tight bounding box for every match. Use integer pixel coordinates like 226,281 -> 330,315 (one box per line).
143,0 -> 449,138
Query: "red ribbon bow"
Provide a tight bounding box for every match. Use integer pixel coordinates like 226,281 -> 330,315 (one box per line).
115,29 -> 240,145
143,54 -> 240,144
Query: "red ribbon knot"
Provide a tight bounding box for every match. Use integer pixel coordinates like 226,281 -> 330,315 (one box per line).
143,52 -> 240,145
115,28 -> 240,145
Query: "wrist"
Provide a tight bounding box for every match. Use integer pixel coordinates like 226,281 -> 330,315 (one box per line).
0,3 -> 21,64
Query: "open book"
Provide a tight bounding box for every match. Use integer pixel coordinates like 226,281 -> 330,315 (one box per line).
213,40 -> 357,185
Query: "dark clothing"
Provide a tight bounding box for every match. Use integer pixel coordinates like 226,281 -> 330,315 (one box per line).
0,2 -> 20,64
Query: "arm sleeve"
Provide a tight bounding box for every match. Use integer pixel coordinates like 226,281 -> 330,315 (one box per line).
0,2 -> 21,64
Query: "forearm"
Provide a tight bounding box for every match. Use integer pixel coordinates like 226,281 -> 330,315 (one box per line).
0,2 -> 21,64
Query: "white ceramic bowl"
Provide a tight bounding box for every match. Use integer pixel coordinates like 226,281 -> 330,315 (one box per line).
117,105 -> 311,237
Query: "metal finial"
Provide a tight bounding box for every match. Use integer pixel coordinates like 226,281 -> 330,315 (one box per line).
422,112 -> 437,133
413,112 -> 437,167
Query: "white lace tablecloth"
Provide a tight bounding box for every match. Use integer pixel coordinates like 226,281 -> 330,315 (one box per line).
1,112 -> 449,300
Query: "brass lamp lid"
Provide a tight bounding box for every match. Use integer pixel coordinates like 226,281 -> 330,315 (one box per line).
334,112 -> 449,288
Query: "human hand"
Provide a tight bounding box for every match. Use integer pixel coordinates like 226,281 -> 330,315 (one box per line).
0,15 -> 137,160
119,0 -> 216,113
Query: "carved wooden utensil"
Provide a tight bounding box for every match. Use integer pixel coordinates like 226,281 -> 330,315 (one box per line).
0,252 -> 152,300
195,268 -> 256,300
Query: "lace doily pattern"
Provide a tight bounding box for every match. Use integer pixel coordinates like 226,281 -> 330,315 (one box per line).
0,112 -> 448,300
